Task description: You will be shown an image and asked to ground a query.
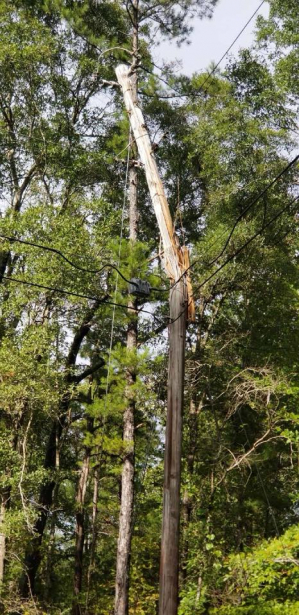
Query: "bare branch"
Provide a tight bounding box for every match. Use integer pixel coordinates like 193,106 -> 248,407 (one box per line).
72,360 -> 105,384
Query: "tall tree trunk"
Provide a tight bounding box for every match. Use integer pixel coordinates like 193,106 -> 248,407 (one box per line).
114,373 -> 136,615
19,419 -> 61,597
20,303 -> 102,597
43,483 -> 59,604
114,7 -> 139,613
181,397 -> 199,581
0,489 -> 9,587
72,416 -> 93,615
0,423 -> 24,589
85,461 -> 99,610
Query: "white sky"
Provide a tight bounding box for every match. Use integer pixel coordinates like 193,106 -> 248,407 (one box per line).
154,0 -> 270,75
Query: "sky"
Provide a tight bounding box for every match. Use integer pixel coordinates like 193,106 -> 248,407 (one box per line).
154,0 -> 270,76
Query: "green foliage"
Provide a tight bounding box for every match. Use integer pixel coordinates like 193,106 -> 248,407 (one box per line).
1,0 -> 299,614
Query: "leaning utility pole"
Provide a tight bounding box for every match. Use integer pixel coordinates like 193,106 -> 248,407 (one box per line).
116,64 -> 194,615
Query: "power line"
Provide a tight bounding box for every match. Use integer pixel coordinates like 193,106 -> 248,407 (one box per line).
203,153 -> 299,270
0,233 -> 137,285
0,274 -> 169,325
0,233 -> 169,293
170,154 -> 299,293
197,194 -> 299,291
2,178 -> 296,332
170,194 -> 299,325
198,0 -> 266,94
1,274 -> 103,302
1,153 -> 298,305
141,0 -> 266,101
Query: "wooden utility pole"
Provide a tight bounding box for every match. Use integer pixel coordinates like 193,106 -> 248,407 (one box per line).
116,64 -> 194,615
159,280 -> 187,615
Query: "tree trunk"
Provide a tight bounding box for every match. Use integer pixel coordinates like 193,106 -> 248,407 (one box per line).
114,373 -> 136,615
114,7 -> 139,613
72,448 -> 91,615
19,419 -> 61,597
20,303 -> 101,597
0,426 -> 24,588
0,490 -> 9,587
43,483 -> 59,604
72,416 -> 93,615
85,463 -> 99,610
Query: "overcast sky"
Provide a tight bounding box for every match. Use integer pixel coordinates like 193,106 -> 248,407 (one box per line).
154,0 -> 270,76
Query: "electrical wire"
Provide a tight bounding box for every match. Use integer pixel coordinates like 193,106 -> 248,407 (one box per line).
0,233 -> 138,287
0,233 -> 168,294
170,155 -> 299,294
198,0 -> 266,95
0,273 -> 169,325
203,153 -> 299,270
197,194 -> 299,291
1,274 -> 102,302
140,0 -> 266,101
169,193 -> 299,326
2,152 -> 298,302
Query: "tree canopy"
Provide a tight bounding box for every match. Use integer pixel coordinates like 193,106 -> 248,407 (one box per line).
0,0 -> 299,614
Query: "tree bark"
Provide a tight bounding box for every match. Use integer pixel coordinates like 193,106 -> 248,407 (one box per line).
0,424 -> 24,589
72,418 -> 93,615
85,463 -> 99,609
114,7 -> 139,613
114,340 -> 136,615
19,303 -> 102,597
0,490 -> 9,587
19,420 -> 61,597
43,482 -> 59,604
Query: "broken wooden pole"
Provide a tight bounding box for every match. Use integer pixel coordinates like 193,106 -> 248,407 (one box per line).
115,64 -> 182,282
116,63 -> 193,615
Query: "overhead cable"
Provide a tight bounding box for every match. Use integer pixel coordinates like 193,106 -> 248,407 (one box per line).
2,194 -> 297,331
0,233 -> 137,285
197,196 -> 299,290
0,274 -> 168,325
198,0 -> 266,94
170,154 -> 299,292
1,153 -> 298,298
141,0 -> 266,100
170,193 -> 299,325
197,195 -> 299,290
0,234 -> 168,293
204,153 -> 299,269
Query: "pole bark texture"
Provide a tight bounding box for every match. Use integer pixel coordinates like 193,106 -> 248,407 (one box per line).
159,280 -> 186,615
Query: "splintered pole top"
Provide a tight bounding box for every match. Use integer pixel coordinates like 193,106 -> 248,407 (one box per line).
115,64 -> 195,322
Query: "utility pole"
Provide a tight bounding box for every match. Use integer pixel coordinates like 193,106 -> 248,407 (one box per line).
116,64 -> 194,615
114,5 -> 139,614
